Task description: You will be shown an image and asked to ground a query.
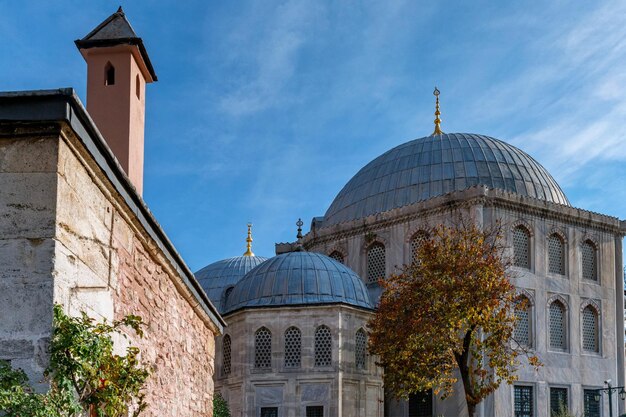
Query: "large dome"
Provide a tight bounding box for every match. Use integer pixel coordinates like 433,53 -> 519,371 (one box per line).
195,255 -> 268,313
223,251 -> 373,313
323,133 -> 569,226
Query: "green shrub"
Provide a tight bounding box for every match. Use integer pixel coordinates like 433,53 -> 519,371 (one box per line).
213,392 -> 231,417
0,304 -> 150,417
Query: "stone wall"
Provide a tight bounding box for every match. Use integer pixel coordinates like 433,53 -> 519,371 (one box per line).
0,127 -> 60,389
0,117 -> 221,417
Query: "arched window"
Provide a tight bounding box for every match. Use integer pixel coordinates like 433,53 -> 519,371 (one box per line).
314,325 -> 332,367
284,327 -> 301,368
582,305 -> 599,353
355,328 -> 367,369
582,240 -> 598,281
222,334 -> 232,375
135,74 -> 141,99
329,250 -> 344,264
514,296 -> 532,348
367,242 -> 386,284
254,327 -> 272,369
549,300 -> 567,350
223,286 -> 234,308
512,226 -> 531,268
548,233 -> 565,275
410,231 -> 429,265
105,62 -> 115,86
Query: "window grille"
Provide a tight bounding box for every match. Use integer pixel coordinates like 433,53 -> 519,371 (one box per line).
514,385 -> 534,417
314,325 -> 332,367
583,389 -> 600,417
367,243 -> 386,283
410,231 -> 428,265
582,306 -> 599,352
284,327 -> 301,368
514,299 -> 531,348
550,387 -> 568,417
549,301 -> 566,350
582,241 -> 597,281
254,327 -> 272,369
329,251 -> 344,264
222,334 -> 232,375
513,226 -> 531,268
355,328 -> 367,369
261,407 -> 278,417
306,406 -> 324,417
548,234 -> 565,275
408,390 -> 433,417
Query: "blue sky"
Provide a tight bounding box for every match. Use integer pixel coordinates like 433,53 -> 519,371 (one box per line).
1,1 -> 625,271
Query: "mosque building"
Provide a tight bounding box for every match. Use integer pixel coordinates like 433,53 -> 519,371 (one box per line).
197,90 -> 626,417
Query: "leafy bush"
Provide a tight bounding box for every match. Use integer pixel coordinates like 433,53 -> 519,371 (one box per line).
213,392 -> 231,417
0,304 -> 150,417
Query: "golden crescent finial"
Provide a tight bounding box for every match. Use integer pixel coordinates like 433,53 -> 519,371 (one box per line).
432,87 -> 444,136
243,223 -> 254,256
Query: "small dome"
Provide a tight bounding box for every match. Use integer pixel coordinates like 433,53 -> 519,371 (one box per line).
323,133 -> 569,226
195,255 -> 268,313
223,251 -> 373,313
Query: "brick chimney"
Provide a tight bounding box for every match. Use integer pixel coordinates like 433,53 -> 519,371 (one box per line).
75,7 -> 157,195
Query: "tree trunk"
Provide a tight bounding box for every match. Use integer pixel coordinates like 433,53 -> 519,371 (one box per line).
456,329 -> 478,417
467,402 -> 476,417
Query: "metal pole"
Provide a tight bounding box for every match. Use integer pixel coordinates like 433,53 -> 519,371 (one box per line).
609,382 -> 614,417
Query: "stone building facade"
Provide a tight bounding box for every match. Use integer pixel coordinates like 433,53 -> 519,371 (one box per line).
299,133 -> 626,417
198,250 -> 384,417
0,8 -> 224,417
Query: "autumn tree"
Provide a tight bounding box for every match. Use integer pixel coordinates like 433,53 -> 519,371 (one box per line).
368,221 -> 539,417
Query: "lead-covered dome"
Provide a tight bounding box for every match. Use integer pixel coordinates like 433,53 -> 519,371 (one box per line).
195,255 -> 268,313
324,133 -> 569,226
223,251 -> 373,313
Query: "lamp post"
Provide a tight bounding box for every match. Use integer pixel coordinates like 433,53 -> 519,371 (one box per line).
594,380 -> 626,417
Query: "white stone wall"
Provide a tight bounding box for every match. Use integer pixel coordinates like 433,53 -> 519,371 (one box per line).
216,305 -> 384,417
0,132 -> 59,389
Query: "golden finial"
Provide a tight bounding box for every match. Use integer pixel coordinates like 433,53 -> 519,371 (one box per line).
243,223 -> 254,256
432,87 -> 444,136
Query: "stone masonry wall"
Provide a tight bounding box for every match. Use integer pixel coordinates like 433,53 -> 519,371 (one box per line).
0,127 -> 60,389
55,125 -> 218,417
1,122 -> 219,417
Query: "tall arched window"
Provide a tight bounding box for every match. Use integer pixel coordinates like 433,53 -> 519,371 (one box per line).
549,300 -> 567,350
548,233 -> 565,275
314,325 -> 332,367
104,62 -> 115,86
284,327 -> 301,368
222,334 -> 232,375
135,74 -> 141,99
582,305 -> 599,353
254,327 -> 272,369
410,231 -> 429,265
514,296 -> 532,348
355,328 -> 367,369
367,242 -> 386,284
329,250 -> 344,264
582,240 -> 598,281
512,226 -> 531,269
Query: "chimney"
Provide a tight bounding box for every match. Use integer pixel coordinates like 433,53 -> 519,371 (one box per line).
75,7 -> 157,195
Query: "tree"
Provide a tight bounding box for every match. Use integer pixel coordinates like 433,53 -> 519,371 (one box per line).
213,392 -> 231,417
368,221 -> 539,417
0,304 -> 150,417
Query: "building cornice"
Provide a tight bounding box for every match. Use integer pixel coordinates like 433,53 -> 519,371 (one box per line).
302,186 -> 623,249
